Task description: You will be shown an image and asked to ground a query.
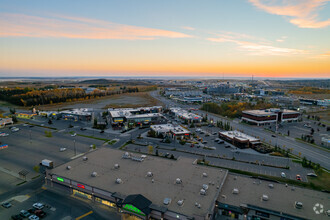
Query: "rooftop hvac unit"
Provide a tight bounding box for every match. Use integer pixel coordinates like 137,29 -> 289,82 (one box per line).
114,164 -> 120,169
268,184 -> 274,189
202,184 -> 209,190
197,204 -> 201,209
262,195 -> 269,201
83,156 -> 88,161
202,173 -> 208,177
122,152 -> 130,159
177,200 -> 184,206
91,172 -> 97,177
176,178 -> 182,184
66,166 -> 71,170
232,188 -> 239,194
115,178 -> 122,184
147,172 -> 153,177
200,189 -> 206,195
163,198 -> 171,205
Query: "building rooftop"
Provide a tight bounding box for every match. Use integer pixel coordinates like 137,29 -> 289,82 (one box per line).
218,174 -> 329,220
220,131 -> 259,142
243,109 -> 299,116
50,148 -> 227,218
109,106 -> 162,118
151,124 -> 191,135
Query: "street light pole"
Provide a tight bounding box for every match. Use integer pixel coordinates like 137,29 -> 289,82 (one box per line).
74,139 -> 76,156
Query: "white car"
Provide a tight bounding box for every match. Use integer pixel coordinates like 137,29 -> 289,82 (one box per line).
0,132 -> 9,137
307,173 -> 318,177
32,202 -> 44,210
196,128 -> 201,132
23,124 -> 29,127
281,172 -> 286,178
29,215 -> 39,220
59,147 -> 67,152
11,127 -> 19,132
71,133 -> 77,137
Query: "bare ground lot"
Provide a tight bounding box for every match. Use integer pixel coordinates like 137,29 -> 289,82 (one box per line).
35,92 -> 163,110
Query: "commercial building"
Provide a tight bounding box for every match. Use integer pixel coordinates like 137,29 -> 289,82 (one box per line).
206,83 -> 239,95
219,131 -> 261,149
150,124 -> 191,139
60,108 -> 92,121
46,148 -> 228,220
108,106 -> 163,128
16,112 -> 37,119
169,108 -> 202,123
216,174 -> 329,220
242,109 -> 300,126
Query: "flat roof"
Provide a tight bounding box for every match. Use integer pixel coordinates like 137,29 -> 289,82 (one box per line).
126,113 -> 162,119
109,106 -> 162,118
51,148 -> 227,218
220,131 -> 259,142
243,109 -> 299,116
151,124 -> 191,135
218,174 -> 329,220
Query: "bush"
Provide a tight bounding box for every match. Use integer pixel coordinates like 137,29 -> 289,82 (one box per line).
33,165 -> 40,173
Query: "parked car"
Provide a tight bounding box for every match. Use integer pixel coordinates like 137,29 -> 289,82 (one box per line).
208,146 -> 216,150
35,210 -> 46,218
224,144 -> 230,148
32,203 -> 44,210
202,141 -> 208,144
196,128 -> 201,132
281,172 -> 286,178
271,134 -> 276,138
71,133 -> 77,137
212,132 -> 217,135
28,208 -> 37,214
0,132 -> 9,137
1,202 -> 12,208
29,215 -> 39,220
217,140 -> 224,144
11,127 -> 19,132
307,173 -> 318,177
296,175 -> 302,181
20,210 -> 31,218
80,127 -> 86,131
190,144 -> 194,148
214,138 -> 220,142
100,130 -> 104,133
59,147 -> 67,152
11,215 -> 23,220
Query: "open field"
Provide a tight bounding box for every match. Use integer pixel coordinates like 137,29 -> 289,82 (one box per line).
35,91 -> 163,110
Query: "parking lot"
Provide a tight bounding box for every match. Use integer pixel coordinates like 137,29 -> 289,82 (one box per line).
0,188 -> 120,220
0,124 -> 104,184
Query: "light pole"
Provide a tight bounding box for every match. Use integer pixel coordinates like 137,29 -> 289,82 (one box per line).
74,139 -> 76,156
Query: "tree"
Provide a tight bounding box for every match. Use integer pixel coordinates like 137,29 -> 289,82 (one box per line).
48,119 -> 52,125
148,145 -> 153,154
155,149 -> 159,156
9,108 -> 16,114
11,115 -> 18,123
94,118 -> 98,128
287,130 -> 290,136
33,165 -> 40,173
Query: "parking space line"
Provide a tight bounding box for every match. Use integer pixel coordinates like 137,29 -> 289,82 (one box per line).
76,211 -> 93,220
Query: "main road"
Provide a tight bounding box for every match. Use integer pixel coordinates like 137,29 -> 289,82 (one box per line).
150,90 -> 330,170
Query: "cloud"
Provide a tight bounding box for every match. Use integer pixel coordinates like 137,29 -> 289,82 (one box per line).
181,26 -> 195,31
0,13 -> 191,40
207,32 -> 307,56
249,0 -> 330,28
312,51 -> 330,58
276,36 -> 287,42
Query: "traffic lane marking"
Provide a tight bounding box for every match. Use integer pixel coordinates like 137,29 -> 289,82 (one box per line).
76,211 -> 93,220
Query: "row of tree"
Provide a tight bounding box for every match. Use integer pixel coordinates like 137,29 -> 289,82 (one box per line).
201,101 -> 275,118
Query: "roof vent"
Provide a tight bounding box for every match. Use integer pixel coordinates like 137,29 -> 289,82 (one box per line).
200,189 -> 206,195
202,173 -> 208,177
177,200 -> 184,206
122,152 -> 130,159
163,198 -> 171,205
262,194 -> 269,201
295,201 -> 303,209
268,184 -> 274,189
91,172 -> 97,177
115,178 -> 122,184
234,176 -> 237,180
202,184 -> 209,190
114,164 -> 120,169
176,178 -> 182,184
198,204 -> 201,209
66,166 -> 71,170
147,172 -> 153,177
83,156 -> 88,161
232,188 -> 239,194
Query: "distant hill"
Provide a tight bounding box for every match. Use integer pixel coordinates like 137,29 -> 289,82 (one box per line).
79,78 -> 151,85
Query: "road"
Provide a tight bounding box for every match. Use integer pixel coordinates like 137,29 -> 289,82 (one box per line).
150,90 -> 330,170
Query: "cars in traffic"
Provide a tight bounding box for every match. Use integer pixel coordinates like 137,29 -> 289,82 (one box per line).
32,203 -> 44,210
281,172 -> 286,178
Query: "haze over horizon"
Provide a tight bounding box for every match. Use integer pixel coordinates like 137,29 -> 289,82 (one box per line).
1,0 -> 330,78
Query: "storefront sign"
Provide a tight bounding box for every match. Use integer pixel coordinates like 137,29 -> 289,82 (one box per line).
122,204 -> 146,216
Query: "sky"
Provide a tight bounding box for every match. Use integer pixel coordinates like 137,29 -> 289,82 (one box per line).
0,0 -> 329,78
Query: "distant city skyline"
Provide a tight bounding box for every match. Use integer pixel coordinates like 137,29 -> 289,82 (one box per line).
0,0 -> 329,78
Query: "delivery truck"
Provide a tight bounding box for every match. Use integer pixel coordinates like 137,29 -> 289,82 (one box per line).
41,159 -> 54,168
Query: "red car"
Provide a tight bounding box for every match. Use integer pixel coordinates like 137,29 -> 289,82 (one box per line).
296,175 -> 302,181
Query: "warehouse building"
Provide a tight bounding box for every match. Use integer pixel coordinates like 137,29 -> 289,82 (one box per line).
60,108 -> 92,121
169,108 -> 202,123
46,148 -> 228,220
242,109 -> 299,126
216,174 -> 329,220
